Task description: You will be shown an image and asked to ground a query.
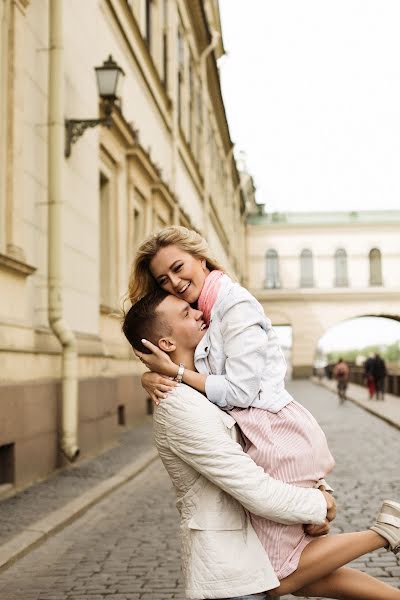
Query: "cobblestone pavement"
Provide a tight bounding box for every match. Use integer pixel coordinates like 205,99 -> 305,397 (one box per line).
0,381 -> 399,600
0,417 -> 154,545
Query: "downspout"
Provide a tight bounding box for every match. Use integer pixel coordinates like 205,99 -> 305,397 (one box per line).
200,30 -> 220,239
48,0 -> 79,461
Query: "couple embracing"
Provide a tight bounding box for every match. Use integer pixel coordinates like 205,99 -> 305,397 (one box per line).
123,226 -> 400,600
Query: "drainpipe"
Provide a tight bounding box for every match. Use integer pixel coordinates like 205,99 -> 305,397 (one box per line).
200,30 -> 220,239
48,0 -> 79,461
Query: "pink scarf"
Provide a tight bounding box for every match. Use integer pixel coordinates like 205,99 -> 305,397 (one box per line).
197,270 -> 224,325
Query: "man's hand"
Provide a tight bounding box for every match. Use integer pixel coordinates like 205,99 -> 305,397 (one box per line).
304,519 -> 330,537
321,489 -> 336,522
134,339 -> 178,378
141,371 -> 177,405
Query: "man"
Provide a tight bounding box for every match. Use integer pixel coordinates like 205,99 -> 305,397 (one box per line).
364,354 -> 376,399
123,289 -> 335,600
372,353 -> 387,400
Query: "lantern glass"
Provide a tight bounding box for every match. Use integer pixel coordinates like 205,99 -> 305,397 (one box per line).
95,56 -> 125,99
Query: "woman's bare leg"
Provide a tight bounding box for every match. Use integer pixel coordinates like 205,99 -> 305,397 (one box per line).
292,566 -> 400,599
270,530 -> 387,596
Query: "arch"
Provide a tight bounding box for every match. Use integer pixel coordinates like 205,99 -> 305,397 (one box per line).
265,249 -> 280,289
334,248 -> 348,287
369,248 -> 382,286
299,248 -> 314,288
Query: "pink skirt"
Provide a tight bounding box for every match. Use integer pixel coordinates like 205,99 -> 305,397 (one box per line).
231,400 -> 335,580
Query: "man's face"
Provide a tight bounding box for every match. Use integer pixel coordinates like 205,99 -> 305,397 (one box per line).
156,295 -> 206,352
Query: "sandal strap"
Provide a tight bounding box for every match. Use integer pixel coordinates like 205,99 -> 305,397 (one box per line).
379,513 -> 400,527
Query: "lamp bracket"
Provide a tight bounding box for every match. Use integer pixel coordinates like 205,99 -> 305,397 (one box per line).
65,116 -> 112,158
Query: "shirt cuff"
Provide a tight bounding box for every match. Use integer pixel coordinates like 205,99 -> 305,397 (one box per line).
205,374 -> 228,408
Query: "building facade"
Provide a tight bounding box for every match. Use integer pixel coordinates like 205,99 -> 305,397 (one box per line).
0,0 -> 255,488
247,210 -> 400,378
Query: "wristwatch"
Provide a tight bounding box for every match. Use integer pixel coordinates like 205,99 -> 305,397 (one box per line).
175,363 -> 185,383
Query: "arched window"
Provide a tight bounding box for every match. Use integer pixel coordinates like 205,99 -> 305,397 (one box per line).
334,249 -> 348,287
265,249 -> 280,289
300,249 -> 314,287
369,248 -> 382,286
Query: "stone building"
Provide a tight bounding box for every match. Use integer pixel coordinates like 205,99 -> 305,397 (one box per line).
0,0 -> 255,488
247,210 -> 400,378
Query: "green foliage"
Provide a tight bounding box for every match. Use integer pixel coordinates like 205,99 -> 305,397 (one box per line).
326,341 -> 400,365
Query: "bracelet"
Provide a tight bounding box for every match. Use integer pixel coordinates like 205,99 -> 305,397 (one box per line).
174,363 -> 185,383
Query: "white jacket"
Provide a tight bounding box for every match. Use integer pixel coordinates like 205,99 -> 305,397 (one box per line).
153,383 -> 327,599
195,275 -> 293,412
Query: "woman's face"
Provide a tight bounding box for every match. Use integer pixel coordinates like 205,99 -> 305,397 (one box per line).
149,245 -> 209,304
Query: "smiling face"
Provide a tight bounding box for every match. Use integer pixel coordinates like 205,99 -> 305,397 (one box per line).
156,295 -> 207,352
150,245 -> 209,304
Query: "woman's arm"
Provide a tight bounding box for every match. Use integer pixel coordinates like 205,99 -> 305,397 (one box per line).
138,298 -> 269,406
204,299 -> 269,409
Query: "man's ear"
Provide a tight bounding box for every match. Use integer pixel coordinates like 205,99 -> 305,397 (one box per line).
158,337 -> 177,353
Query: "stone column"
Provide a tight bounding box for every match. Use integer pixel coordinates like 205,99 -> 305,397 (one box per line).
4,0 -> 30,262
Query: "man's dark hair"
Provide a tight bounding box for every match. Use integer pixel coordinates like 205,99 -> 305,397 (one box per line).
122,289 -> 171,353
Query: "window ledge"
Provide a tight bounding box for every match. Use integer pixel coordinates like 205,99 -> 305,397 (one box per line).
100,304 -> 122,317
0,253 -> 36,277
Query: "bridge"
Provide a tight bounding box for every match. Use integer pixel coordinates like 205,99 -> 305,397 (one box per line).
246,210 -> 400,377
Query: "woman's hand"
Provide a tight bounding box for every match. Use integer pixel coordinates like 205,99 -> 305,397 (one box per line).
141,371 -> 177,405
134,339 -> 178,378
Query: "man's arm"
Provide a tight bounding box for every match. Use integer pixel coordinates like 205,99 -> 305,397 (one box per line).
163,392 -> 329,526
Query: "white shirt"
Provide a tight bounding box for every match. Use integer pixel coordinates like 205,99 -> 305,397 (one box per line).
194,275 -> 293,412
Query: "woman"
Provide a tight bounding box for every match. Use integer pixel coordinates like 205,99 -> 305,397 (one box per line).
128,226 -> 400,599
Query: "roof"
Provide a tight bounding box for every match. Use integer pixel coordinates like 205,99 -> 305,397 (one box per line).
247,209 -> 400,226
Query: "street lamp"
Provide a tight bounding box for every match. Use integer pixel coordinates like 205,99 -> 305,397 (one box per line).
65,55 -> 125,157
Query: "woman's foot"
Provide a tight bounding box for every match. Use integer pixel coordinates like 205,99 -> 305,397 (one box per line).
370,500 -> 400,554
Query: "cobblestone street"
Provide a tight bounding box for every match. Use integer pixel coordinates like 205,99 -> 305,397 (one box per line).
0,380 -> 399,600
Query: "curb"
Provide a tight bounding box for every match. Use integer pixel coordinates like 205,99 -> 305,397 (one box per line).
0,447 -> 158,573
312,378 -> 400,432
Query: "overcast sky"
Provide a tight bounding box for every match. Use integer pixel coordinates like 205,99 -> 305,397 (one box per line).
219,0 -> 400,213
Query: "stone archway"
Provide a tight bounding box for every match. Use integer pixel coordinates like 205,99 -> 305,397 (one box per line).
257,292 -> 400,378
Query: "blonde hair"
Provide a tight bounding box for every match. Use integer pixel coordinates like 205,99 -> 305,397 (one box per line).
128,226 -> 225,305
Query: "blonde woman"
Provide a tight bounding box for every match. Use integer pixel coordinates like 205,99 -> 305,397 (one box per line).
128,226 -> 400,599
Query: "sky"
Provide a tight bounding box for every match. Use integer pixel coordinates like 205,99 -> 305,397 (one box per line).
219,0 -> 400,212
275,317 -> 400,358
318,316 -> 400,352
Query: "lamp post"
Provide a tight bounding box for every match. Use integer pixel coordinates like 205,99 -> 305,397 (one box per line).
65,55 -> 125,157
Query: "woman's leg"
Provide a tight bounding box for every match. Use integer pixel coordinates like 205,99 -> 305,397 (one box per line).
292,566 -> 400,599
269,530 -> 387,596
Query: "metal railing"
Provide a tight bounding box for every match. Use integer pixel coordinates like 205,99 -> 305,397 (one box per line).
323,363 -> 400,397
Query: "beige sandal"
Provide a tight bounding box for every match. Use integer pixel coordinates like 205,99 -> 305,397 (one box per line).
370,500 -> 400,554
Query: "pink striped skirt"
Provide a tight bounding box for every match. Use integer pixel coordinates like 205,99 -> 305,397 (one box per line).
231,400 -> 335,580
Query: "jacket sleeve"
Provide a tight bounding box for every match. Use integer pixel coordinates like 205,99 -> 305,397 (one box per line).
164,394 -> 327,526
205,300 -> 268,409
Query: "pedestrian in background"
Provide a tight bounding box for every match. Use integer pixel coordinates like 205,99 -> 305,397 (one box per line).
333,358 -> 349,401
372,353 -> 387,401
363,354 -> 376,399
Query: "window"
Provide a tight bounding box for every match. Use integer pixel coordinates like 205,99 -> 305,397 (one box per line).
189,57 -> 194,145
334,248 -> 348,287
196,85 -> 202,163
99,172 -> 117,308
265,249 -> 280,289
369,248 -> 382,286
177,28 -> 184,129
162,0 -> 168,88
300,249 -> 314,287
145,0 -> 152,51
